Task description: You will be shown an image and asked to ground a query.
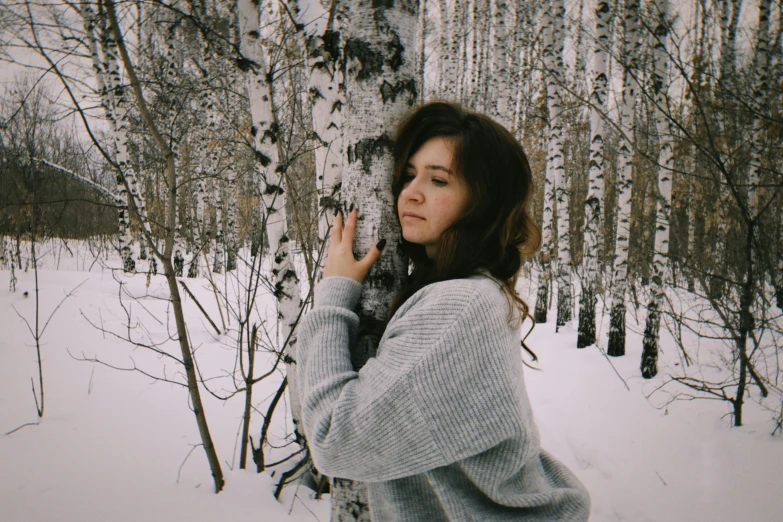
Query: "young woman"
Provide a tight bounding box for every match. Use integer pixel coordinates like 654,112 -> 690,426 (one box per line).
296,102 -> 590,521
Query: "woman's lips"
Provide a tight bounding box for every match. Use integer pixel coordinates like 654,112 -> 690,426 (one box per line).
402,214 -> 425,220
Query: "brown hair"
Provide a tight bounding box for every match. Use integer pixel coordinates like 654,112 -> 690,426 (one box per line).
389,101 -> 541,331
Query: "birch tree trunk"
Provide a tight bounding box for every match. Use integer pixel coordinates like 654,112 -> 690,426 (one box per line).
550,0 -> 571,328
307,16 -> 345,286
224,157 -> 238,271
416,0 -> 427,102
747,0 -> 771,219
437,0 -> 459,100
237,0 -> 303,467
577,0 -> 610,348
152,8 -> 189,277
282,0 -> 347,458
467,0 -> 481,105
534,0 -> 565,325
80,2 -> 135,273
213,180 -> 224,274
327,0 -> 418,518
572,0 -> 588,98
608,0 -> 640,357
489,0 -> 511,127
641,0 -> 673,379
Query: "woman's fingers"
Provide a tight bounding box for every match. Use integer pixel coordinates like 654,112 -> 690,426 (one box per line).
343,205 -> 357,244
332,207 -> 342,244
359,239 -> 385,272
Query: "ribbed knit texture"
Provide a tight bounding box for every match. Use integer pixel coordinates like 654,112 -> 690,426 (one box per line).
298,273 -> 591,521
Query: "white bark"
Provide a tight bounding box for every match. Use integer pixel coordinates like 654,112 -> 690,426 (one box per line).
719,0 -> 744,84
327,0 -> 418,517
213,179 -> 224,274
238,0 -> 303,459
572,0 -> 588,96
307,31 -> 345,277
148,4 -> 190,276
608,0 -> 641,357
224,158 -> 238,271
467,0 -> 482,105
455,5 -> 468,101
534,0 -> 567,325
747,0 -> 772,218
416,0 -> 427,101
551,0 -> 571,328
489,0 -> 511,126
437,0 -> 459,100
641,0 -> 673,379
516,3 -> 540,138
577,0 -> 610,348
81,0 -> 154,272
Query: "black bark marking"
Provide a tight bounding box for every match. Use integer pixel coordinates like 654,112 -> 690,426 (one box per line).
380,78 -> 417,103
347,135 -> 394,174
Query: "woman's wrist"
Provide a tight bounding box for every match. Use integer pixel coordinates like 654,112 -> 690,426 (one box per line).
314,276 -> 363,310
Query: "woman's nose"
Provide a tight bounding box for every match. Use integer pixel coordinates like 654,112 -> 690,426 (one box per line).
401,178 -> 423,201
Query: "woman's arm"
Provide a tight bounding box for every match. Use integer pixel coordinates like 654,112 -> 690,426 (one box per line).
297,276 -> 523,483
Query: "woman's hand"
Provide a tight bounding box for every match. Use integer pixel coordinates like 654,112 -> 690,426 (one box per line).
323,205 -> 386,283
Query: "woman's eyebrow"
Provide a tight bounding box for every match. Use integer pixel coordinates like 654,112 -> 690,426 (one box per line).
406,162 -> 453,175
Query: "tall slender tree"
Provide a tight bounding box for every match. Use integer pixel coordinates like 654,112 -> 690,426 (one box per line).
534,0 -> 568,326
577,0 -> 610,348
80,1 -> 135,272
607,0 -> 641,357
747,0 -> 772,219
489,0 -> 511,127
552,0 -> 572,328
641,0 -> 673,379
310,0 -> 418,518
237,0 -> 304,470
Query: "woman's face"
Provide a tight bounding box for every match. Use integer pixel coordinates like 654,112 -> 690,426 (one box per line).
397,137 -> 471,258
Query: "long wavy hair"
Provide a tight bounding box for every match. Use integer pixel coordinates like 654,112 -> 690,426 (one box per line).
389,101 -> 541,335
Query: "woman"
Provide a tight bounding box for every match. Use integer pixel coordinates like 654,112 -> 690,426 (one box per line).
297,102 -> 590,521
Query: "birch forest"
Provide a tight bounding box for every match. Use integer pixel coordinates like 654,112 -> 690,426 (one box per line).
1,0 -> 782,518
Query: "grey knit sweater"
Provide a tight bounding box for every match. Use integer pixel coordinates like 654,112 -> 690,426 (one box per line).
297,272 -> 591,521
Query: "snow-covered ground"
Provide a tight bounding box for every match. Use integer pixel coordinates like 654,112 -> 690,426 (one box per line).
1,240 -> 782,522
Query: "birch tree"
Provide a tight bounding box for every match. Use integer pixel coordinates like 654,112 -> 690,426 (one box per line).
577,0 -> 610,348
303,1 -> 345,287
489,0 -> 512,127
607,0 -> 640,357
237,0 -> 304,473
553,0 -> 572,328
534,0 -> 567,326
641,0 -> 673,379
746,0 -> 771,220
310,0 -> 418,517
81,0 -> 148,273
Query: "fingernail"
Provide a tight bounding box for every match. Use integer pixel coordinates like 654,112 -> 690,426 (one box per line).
334,207 -> 339,216
377,238 -> 386,251
349,202 -> 355,212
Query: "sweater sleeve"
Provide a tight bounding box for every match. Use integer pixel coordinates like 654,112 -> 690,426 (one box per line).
297,276 -> 522,483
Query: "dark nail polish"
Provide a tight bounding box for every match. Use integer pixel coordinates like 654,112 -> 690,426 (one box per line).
349,202 -> 355,212
377,238 -> 386,251
334,207 -> 340,216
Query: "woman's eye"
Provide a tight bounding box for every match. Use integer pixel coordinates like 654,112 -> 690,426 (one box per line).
432,179 -> 447,186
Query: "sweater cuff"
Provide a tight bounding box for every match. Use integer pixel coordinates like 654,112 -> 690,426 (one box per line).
314,276 -> 363,310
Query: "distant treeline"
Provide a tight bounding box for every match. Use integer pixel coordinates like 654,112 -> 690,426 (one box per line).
0,154 -> 118,239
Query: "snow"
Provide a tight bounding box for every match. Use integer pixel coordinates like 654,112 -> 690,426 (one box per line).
2,241 -> 782,522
